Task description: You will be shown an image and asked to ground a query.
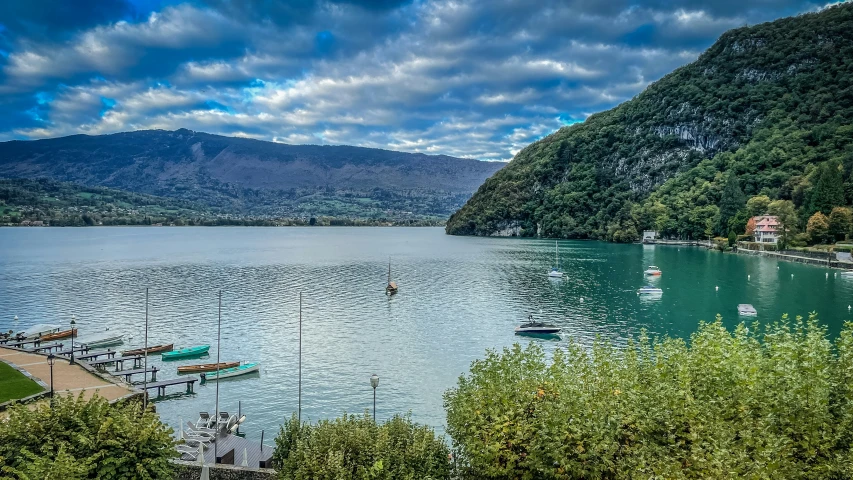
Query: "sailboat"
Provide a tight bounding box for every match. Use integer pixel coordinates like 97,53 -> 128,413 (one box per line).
386,258 -> 398,295
548,241 -> 564,278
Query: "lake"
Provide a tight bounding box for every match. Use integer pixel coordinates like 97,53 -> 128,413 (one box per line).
1,227 -> 851,442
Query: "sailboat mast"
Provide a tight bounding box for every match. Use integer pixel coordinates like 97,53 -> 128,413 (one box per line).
215,290 -> 222,452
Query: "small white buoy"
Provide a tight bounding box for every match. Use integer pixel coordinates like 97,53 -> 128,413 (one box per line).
13,315 -> 18,321
580,297 -> 584,303
791,274 -> 794,278
849,305 -> 851,311
715,286 -> 719,291
748,275 -> 751,280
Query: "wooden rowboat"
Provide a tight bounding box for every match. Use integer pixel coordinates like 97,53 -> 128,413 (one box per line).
122,343 -> 174,356
40,328 -> 77,341
177,361 -> 240,374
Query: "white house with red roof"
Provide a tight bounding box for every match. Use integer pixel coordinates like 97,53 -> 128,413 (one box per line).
752,215 -> 780,243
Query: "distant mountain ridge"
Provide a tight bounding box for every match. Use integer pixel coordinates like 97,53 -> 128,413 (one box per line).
0,129 -> 505,218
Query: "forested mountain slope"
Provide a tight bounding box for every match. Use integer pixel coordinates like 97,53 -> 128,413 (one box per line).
0,129 -> 504,219
446,4 -> 853,241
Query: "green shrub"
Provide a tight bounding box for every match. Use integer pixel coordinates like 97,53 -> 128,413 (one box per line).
0,394 -> 175,480
445,314 -> 853,479
273,412 -> 450,480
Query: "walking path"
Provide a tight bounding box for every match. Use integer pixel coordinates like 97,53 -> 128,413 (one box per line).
0,347 -> 137,402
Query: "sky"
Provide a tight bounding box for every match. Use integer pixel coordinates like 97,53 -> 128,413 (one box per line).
0,0 -> 831,160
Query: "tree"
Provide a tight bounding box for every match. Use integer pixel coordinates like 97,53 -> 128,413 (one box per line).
0,394 -> 175,479
717,173 -> 746,236
745,216 -> 757,237
809,161 -> 845,216
728,229 -> 737,247
445,315 -> 853,479
807,211 -> 831,244
828,206 -> 853,242
768,199 -> 798,249
273,412 -> 450,479
746,195 -> 771,217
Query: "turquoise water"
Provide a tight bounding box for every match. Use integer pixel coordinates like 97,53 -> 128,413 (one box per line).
1,227 -> 851,442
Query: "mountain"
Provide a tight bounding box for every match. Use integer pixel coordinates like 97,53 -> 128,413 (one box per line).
447,4 -> 853,241
0,129 -> 504,219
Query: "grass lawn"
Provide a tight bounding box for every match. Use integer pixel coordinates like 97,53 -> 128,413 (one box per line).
0,361 -> 43,403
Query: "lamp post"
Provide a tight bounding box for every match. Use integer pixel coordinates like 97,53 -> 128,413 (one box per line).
69,316 -> 77,365
370,374 -> 379,420
47,354 -> 55,409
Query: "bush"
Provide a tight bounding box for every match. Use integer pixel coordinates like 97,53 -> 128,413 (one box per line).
0,394 -> 175,479
273,412 -> 450,479
444,314 -> 853,479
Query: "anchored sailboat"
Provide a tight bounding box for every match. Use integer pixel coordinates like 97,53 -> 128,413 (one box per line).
386,258 -> 398,295
548,241 -> 564,278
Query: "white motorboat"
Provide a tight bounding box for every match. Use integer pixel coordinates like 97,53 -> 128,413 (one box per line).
78,331 -> 125,348
515,315 -> 561,335
737,304 -> 757,316
548,240 -> 564,278
17,324 -> 61,339
840,270 -> 853,278
644,266 -> 662,276
637,286 -> 663,295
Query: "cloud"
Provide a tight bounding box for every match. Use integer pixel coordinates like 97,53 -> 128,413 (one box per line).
0,0 -> 826,160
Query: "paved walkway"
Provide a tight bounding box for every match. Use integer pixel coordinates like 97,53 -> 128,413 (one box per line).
0,347 -> 135,402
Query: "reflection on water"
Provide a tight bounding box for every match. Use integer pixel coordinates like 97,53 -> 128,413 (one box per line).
1,227 -> 851,440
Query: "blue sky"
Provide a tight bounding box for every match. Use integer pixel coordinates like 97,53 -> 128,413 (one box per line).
0,0 -> 830,160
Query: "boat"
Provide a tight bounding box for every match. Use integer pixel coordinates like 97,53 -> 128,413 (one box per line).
17,324 -> 61,339
548,240 -> 564,278
178,361 -> 240,374
637,286 -> 663,295
162,345 -> 211,360
122,343 -> 173,356
78,331 -> 125,348
737,304 -> 758,316
644,266 -> 662,276
386,258 -> 398,295
515,315 -> 561,335
840,270 -> 853,278
39,328 -> 77,341
200,362 -> 260,382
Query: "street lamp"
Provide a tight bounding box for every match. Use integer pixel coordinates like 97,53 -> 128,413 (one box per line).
47,354 -> 55,409
370,374 -> 379,420
69,316 -> 76,365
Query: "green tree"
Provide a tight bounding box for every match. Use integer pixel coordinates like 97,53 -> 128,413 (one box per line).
809,161 -> 845,216
445,314 -> 853,479
768,199 -> 798,249
807,211 -> 831,244
728,229 -> 737,247
745,195 -> 771,217
274,412 -> 450,480
828,206 -> 853,242
717,174 -> 746,236
0,395 -> 175,480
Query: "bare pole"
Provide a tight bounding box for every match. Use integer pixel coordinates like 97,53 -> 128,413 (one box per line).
143,288 -> 148,412
215,290 -> 222,460
298,292 -> 302,424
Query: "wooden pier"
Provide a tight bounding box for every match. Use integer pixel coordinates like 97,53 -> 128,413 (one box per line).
114,366 -> 158,382
26,343 -> 65,353
87,355 -> 143,371
3,338 -> 43,348
55,345 -> 91,356
74,350 -> 117,361
145,377 -> 198,396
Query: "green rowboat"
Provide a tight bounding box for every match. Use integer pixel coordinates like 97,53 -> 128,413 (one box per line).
162,345 -> 210,360
201,362 -> 260,382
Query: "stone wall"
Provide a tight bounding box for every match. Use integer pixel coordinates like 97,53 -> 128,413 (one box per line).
172,461 -> 276,480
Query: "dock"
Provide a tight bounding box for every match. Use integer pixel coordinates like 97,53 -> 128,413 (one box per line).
86,355 -> 143,371
2,338 -> 43,348
74,350 -> 117,361
199,430 -> 274,468
145,377 -> 198,396
26,343 -> 64,353
114,366 -> 158,382
55,345 -> 91,356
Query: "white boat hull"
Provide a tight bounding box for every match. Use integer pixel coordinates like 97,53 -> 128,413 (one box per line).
548,271 -> 564,278
81,335 -> 125,348
207,364 -> 260,380
515,326 -> 561,334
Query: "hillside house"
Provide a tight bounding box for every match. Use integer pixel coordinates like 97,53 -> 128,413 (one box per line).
752,216 -> 780,243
